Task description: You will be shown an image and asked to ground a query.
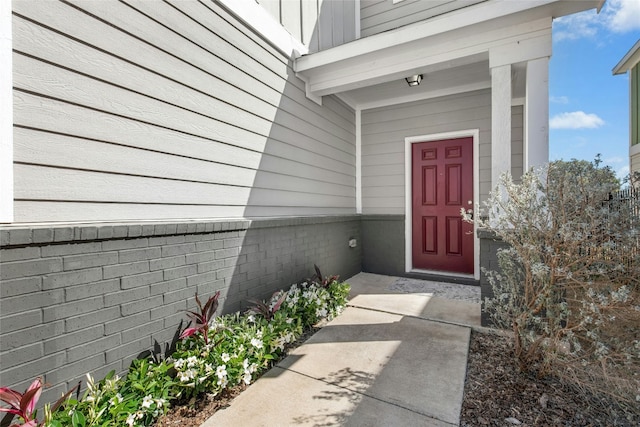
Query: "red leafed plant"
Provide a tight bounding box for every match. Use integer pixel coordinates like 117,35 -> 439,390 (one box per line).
0,378 -> 76,427
247,291 -> 288,321
0,377 -> 43,426
179,291 -> 221,344
312,264 -> 340,288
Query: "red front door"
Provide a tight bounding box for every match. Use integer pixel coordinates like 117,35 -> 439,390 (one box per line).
412,138 -> 474,274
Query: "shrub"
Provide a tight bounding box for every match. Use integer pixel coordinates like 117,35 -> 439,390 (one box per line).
468,159 -> 639,417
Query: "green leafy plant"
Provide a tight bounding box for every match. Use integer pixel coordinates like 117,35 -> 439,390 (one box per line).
8,268 -> 351,427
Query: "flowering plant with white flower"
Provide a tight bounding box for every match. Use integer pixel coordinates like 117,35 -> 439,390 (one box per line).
45,267 -> 351,427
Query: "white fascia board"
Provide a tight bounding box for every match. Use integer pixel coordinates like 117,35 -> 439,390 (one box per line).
216,0 -> 308,58
307,19 -> 550,96
613,39 -> 640,75
489,31 -> 552,68
296,0 -> 598,72
0,0 -> 13,223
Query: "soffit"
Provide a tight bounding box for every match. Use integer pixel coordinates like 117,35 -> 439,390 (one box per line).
295,0 -> 601,108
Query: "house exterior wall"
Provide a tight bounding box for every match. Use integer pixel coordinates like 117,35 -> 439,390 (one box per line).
631,64 -> 640,178
360,89 -> 492,214
0,216 -> 361,406
359,91 -> 523,276
360,0 -> 487,38
11,0 -> 356,223
257,0 -> 358,53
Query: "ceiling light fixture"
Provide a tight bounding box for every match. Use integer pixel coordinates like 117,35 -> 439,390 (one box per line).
405,74 -> 423,87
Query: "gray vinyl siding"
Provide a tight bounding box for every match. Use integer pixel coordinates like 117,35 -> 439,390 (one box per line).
360,0 -> 487,38
12,0 -> 356,223
258,0 -> 357,52
360,89 -> 491,215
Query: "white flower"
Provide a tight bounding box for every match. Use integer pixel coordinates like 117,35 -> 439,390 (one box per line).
286,318 -> 293,324
221,352 -> 231,362
174,358 -> 185,370
251,338 -> 263,349
316,308 -> 328,318
243,372 -> 252,385
109,393 -> 123,406
205,363 -> 214,374
247,314 -> 256,323
187,356 -> 198,368
178,371 -> 191,382
125,413 -> 136,427
216,365 -> 227,379
155,398 -> 166,408
217,376 -> 228,388
141,395 -> 153,409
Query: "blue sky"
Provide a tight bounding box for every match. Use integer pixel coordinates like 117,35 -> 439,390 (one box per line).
550,0 -> 640,181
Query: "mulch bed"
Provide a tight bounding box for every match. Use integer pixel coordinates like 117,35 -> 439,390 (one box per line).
460,330 -> 638,427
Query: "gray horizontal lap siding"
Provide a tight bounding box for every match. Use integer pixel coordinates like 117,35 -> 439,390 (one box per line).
0,216 -> 362,407
361,89 -> 492,215
12,0 -> 356,223
258,0 -> 357,52
360,0 -> 488,37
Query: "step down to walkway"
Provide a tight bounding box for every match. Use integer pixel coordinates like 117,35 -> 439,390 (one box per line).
202,300 -> 472,427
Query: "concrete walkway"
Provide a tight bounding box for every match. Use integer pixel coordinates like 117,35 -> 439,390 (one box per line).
201,273 -> 481,427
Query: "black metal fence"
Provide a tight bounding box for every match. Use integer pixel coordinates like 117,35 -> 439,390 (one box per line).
608,187 -> 640,270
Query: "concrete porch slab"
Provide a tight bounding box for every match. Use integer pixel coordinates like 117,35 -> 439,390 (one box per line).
348,294 -> 481,327
278,306 -> 470,425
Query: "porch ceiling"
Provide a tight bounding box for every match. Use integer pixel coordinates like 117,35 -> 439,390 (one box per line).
294,0 -> 603,110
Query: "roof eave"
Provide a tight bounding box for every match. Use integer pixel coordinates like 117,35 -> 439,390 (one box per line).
613,39 -> 640,75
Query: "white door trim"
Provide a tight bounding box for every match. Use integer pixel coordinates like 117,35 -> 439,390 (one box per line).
404,129 -> 480,280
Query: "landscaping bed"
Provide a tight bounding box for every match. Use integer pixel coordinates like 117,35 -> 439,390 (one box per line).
153,328 -> 639,427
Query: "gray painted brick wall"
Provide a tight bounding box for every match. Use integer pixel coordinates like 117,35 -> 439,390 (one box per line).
0,216 -> 361,404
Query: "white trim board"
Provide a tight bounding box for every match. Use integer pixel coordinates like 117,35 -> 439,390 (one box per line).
0,0 -> 13,223
216,0 -> 308,59
404,129 -> 480,281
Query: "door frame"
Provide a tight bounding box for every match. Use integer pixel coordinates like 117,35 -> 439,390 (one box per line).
404,129 -> 480,280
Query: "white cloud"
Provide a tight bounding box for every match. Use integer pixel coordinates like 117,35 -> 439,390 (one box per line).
550,95 -> 569,104
553,0 -> 640,41
549,111 -> 605,129
554,11 -> 600,41
607,0 -> 640,33
605,156 -> 625,164
617,165 -> 630,179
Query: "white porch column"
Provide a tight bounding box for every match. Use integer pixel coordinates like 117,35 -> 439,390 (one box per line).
524,57 -> 549,170
491,64 -> 512,189
0,0 -> 13,223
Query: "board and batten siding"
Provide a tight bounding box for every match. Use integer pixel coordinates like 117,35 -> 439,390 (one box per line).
360,0 -> 487,38
12,0 -> 356,223
258,0 -> 357,53
361,89 -> 523,215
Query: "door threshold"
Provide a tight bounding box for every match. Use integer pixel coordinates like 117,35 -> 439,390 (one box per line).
407,269 -> 478,286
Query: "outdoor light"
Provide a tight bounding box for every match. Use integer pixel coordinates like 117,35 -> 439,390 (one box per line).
405,74 -> 423,87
